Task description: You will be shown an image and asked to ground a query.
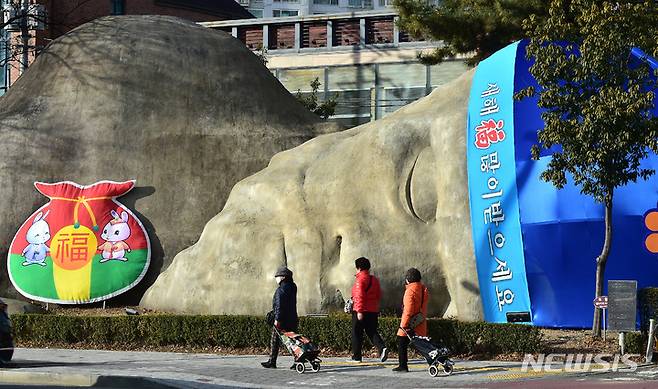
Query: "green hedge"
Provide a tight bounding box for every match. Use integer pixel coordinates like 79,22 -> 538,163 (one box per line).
625,331 -> 645,354
10,314 -> 542,355
628,287 -> 658,355
639,287 -> 658,332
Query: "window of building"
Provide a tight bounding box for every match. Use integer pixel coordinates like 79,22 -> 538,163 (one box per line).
111,0 -> 125,15
378,0 -> 394,6
313,0 -> 339,5
348,0 -> 372,7
272,9 -> 299,17
248,9 -> 264,17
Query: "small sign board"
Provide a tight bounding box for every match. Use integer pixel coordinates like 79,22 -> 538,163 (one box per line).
593,295 -> 608,308
608,280 -> 637,332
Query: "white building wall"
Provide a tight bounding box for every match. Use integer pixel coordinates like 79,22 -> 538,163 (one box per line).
243,0 -> 394,18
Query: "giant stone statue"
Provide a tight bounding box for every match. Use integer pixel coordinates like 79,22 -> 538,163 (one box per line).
142,70 -> 483,321
143,38 -> 658,328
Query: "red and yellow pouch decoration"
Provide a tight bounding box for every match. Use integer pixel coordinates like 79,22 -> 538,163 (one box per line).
7,180 -> 150,304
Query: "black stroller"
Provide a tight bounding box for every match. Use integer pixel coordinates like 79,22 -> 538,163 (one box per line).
399,327 -> 454,377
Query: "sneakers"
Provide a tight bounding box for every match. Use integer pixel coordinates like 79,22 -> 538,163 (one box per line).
261,360 -> 277,369
345,357 -> 362,363
392,365 -> 409,372
380,347 -> 389,363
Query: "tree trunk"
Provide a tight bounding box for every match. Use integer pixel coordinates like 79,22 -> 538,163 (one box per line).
592,197 -> 613,337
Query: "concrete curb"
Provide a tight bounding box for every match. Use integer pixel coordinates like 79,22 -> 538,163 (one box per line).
0,370 -> 97,386
0,370 -> 180,388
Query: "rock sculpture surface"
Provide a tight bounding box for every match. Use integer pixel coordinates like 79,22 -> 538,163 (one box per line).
0,16 -> 336,301
142,70 -> 483,321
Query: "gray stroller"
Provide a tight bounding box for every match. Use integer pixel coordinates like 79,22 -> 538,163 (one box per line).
399,327 -> 454,377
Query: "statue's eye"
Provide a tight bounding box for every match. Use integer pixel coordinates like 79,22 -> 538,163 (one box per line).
114,230 -> 120,235
402,147 -> 437,223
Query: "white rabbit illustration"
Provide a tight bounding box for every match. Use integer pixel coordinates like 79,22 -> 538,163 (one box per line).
21,210 -> 51,267
98,209 -> 131,263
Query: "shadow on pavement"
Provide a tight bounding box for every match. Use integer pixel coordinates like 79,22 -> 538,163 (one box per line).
4,360 -> 100,369
315,361 -> 515,377
93,376 -> 236,389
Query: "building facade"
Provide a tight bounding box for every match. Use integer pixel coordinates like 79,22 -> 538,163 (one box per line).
41,0 -> 253,40
237,0 -> 396,19
202,11 -> 469,127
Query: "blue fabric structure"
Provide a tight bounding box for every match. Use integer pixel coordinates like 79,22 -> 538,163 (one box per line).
467,41 -> 533,324
468,40 -> 658,328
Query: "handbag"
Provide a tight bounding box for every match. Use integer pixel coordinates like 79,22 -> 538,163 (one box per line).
344,297 -> 353,313
345,275 -> 373,314
265,310 -> 275,326
407,287 -> 426,329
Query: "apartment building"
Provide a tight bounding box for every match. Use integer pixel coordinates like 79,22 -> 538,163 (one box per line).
203,11 -> 469,127
238,0 -> 396,18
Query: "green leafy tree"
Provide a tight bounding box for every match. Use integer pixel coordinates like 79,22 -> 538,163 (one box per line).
394,0 -> 548,65
295,78 -> 338,120
516,0 -> 658,336
256,45 -> 268,66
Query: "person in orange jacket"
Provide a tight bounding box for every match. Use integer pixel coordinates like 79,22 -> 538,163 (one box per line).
348,257 -> 388,363
393,267 -> 429,372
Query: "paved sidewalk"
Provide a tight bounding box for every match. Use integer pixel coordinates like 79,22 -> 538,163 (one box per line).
0,348 -> 652,388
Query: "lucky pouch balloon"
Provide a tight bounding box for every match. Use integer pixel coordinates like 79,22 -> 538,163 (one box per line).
7,180 -> 150,304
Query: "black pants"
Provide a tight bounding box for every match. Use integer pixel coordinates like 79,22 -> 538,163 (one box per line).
269,328 -> 281,362
397,335 -> 410,368
351,312 -> 385,360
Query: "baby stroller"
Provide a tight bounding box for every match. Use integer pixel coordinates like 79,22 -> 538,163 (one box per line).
275,326 -> 322,374
399,327 -> 454,377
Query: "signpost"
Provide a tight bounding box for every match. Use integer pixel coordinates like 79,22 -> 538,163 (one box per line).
608,280 -> 638,355
593,295 -> 608,340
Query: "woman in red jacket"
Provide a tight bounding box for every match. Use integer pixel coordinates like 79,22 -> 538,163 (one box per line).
348,257 -> 388,363
393,267 -> 429,372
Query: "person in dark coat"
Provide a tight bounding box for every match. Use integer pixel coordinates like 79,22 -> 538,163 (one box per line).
261,266 -> 298,369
